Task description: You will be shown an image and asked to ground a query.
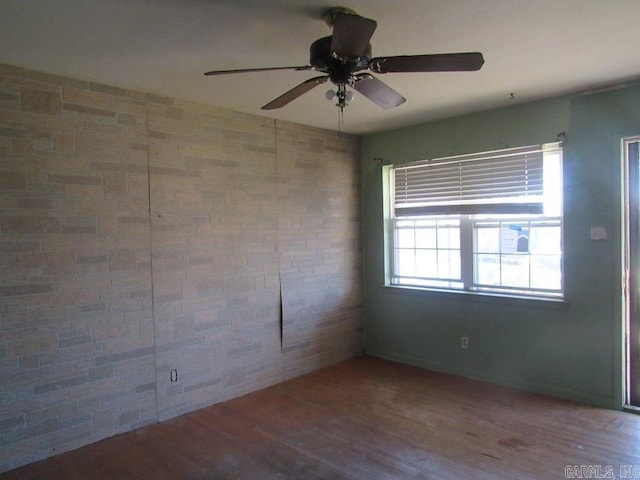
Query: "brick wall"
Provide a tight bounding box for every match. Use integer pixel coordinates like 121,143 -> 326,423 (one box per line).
0,64 -> 363,472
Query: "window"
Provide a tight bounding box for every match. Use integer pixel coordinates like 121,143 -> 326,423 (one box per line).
389,143 -> 563,299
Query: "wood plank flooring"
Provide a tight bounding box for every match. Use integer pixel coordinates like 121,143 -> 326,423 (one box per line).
3,356 -> 640,479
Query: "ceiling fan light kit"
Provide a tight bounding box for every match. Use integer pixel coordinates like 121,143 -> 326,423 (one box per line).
204,7 -> 484,116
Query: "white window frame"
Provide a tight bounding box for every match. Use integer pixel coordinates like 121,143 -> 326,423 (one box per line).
387,143 -> 564,300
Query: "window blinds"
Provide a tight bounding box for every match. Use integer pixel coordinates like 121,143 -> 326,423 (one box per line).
393,145 -> 557,216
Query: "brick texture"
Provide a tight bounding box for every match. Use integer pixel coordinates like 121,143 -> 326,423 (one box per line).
0,64 -> 363,473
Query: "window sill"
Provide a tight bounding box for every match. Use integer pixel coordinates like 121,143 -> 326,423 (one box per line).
382,284 -> 570,309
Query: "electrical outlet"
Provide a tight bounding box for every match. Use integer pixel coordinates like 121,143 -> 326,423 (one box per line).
461,336 -> 469,349
170,368 -> 178,383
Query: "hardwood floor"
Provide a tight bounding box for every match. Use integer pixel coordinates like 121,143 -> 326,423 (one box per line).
3,356 -> 640,479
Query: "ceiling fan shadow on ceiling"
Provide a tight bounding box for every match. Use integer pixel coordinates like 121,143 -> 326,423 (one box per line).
204,7 -> 484,116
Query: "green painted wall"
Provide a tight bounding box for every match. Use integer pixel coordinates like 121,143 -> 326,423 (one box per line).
361,83 -> 640,408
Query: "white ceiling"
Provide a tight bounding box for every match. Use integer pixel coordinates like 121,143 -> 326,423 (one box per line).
2,0 -> 640,135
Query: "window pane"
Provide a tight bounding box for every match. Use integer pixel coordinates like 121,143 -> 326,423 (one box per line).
396,249 -> 415,277
393,217 -> 461,285
501,254 -> 530,288
396,229 -> 415,248
531,255 -> 562,290
499,224 -> 528,253
476,228 -> 499,253
475,254 -> 500,285
438,227 -> 460,249
416,249 -> 437,277
438,250 -> 461,279
472,221 -> 562,295
415,228 -> 437,248
530,226 -> 561,254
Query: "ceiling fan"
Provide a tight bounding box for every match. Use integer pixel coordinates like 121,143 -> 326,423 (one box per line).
204,7 -> 484,113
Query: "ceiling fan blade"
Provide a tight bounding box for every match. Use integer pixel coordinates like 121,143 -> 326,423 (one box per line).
369,52 -> 485,73
331,13 -> 377,59
261,75 -> 329,110
204,65 -> 313,76
353,73 -> 406,109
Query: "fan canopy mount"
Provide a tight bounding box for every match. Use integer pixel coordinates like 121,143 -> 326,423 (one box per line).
204,7 -> 484,112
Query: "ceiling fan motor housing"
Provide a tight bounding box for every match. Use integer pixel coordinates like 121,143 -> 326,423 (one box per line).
309,35 -> 371,85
